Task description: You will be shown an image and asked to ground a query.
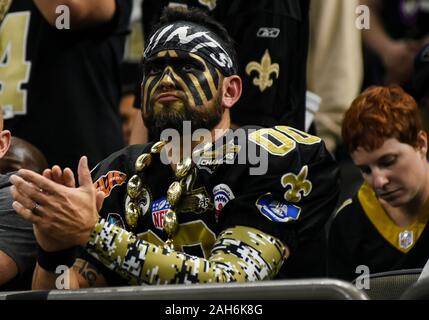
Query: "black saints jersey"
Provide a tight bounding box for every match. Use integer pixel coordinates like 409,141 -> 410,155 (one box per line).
141,0 -> 309,130
0,0 -> 132,171
328,183 -> 429,282
86,126 -> 339,285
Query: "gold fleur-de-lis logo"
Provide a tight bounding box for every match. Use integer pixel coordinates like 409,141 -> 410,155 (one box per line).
245,49 -> 279,92
198,0 -> 217,10
281,166 -> 312,203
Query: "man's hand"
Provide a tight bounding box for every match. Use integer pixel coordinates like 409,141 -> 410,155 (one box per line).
42,164 -> 105,212
10,156 -> 104,251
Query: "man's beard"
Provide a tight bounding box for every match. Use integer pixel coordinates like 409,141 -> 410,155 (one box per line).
143,95 -> 223,141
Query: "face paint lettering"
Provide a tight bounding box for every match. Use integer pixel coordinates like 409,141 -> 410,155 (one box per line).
144,22 -> 236,76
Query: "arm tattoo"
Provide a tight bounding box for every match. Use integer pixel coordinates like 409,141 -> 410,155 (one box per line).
86,219 -> 288,285
73,259 -> 101,287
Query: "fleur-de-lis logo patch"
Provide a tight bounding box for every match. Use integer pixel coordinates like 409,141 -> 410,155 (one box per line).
281,166 -> 312,203
198,0 -> 217,10
245,49 -> 279,92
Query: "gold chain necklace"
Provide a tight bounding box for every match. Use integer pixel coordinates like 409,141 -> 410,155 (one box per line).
125,140 -> 200,249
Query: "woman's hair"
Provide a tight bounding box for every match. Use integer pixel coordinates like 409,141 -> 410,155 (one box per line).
342,85 -> 422,153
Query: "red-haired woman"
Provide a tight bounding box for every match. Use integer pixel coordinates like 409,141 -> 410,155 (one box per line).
328,85 -> 429,281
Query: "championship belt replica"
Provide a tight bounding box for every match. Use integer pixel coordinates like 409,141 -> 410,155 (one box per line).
0,0 -> 12,23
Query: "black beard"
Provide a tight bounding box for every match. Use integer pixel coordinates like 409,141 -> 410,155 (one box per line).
143,97 -> 223,141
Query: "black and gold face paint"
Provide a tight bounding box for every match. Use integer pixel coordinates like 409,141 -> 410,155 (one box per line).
142,50 -> 224,140
142,50 -> 222,113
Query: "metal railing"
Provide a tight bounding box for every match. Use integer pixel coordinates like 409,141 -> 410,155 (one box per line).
0,278 -> 369,300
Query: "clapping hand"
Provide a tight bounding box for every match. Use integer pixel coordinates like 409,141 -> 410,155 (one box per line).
10,156 -> 105,251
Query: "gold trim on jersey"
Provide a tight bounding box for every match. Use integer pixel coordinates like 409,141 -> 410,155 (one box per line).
198,0 -> 217,10
358,183 -> 429,253
335,198 -> 353,216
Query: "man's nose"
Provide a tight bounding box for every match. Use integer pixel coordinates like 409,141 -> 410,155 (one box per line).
159,67 -> 176,90
371,168 -> 389,190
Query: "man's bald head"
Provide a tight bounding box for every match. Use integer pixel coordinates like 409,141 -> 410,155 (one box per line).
0,137 -> 48,174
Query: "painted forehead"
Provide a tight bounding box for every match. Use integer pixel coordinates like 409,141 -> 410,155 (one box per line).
142,50 -> 222,108
144,21 -> 236,76
146,50 -> 211,67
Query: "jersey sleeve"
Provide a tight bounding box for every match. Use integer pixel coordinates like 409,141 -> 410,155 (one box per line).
327,197 -> 362,281
86,220 -> 287,284
217,126 -> 340,255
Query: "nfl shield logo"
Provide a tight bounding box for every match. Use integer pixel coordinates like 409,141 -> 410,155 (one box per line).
151,197 -> 171,230
399,230 -> 413,249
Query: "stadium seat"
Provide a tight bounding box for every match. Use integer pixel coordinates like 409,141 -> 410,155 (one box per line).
353,269 -> 422,300
400,277 -> 429,300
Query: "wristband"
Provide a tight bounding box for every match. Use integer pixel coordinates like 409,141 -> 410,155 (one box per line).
37,245 -> 78,272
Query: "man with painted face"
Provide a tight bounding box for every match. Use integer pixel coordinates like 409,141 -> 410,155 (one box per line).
10,8 -> 339,288
130,0 -> 309,143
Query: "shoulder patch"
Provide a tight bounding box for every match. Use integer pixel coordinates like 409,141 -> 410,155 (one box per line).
94,170 -> 127,197
256,193 -> 301,223
213,184 -> 235,221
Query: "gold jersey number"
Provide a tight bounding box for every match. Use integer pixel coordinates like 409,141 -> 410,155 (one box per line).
248,126 -> 321,156
0,12 -> 31,116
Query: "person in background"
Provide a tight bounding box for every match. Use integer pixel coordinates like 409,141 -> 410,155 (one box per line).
0,113 -> 37,291
0,136 -> 48,174
328,85 -> 429,281
307,0 -> 363,155
361,0 -> 429,92
412,42 -> 429,141
0,0 -> 132,172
